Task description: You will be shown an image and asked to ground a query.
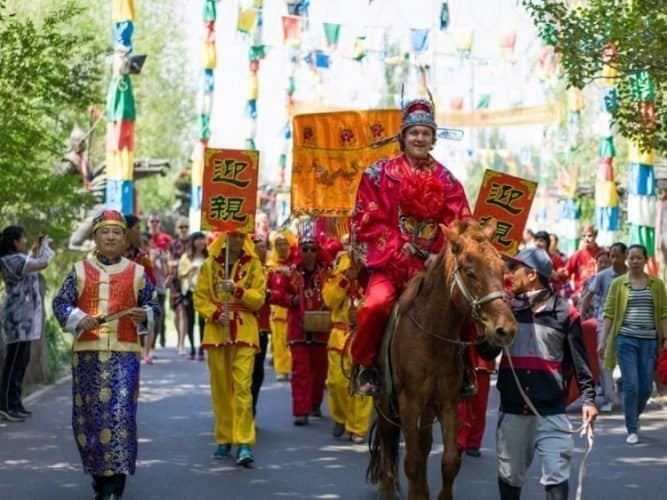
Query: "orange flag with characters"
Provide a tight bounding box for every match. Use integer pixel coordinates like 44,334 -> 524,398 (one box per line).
473,169 -> 537,255
201,148 -> 259,233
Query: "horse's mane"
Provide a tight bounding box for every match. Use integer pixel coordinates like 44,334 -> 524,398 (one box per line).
397,251 -> 446,314
397,219 -> 497,314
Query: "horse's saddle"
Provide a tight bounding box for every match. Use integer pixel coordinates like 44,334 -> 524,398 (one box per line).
378,305 -> 401,397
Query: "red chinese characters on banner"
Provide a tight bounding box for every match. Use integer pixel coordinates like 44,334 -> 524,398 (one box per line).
201,148 -> 259,233
473,169 -> 538,255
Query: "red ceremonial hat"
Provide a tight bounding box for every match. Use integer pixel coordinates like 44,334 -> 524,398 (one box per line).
92,209 -> 127,232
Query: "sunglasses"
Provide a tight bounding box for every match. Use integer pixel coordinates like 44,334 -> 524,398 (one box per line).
149,220 -> 160,224
300,246 -> 318,252
178,225 -> 189,229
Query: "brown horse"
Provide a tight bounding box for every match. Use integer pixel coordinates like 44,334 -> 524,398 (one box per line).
367,219 -> 518,500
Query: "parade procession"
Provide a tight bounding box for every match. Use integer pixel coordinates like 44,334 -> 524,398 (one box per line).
3,1 -> 667,499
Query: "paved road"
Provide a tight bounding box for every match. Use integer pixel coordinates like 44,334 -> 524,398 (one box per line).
1,348 -> 667,499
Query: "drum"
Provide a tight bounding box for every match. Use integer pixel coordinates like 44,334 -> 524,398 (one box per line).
303,310 -> 332,332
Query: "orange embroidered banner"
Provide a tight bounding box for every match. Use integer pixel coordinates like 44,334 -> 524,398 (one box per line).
291,109 -> 401,217
201,148 -> 259,233
473,169 -> 538,255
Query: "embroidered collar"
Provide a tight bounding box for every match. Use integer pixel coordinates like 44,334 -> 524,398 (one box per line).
95,252 -> 122,265
385,154 -> 440,181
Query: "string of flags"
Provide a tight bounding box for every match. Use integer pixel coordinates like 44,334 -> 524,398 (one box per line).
106,0 -> 139,215
594,43 -> 620,247
189,0 -> 219,231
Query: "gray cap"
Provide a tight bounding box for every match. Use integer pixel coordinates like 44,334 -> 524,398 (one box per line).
506,247 -> 553,279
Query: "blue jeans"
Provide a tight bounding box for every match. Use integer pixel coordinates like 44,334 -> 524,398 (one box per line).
616,335 -> 657,434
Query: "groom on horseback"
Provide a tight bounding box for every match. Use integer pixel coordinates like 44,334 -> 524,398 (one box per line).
351,97 -> 473,396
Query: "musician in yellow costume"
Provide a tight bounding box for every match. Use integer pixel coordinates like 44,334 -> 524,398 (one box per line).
267,230 -> 296,381
323,249 -> 372,443
194,231 -> 266,466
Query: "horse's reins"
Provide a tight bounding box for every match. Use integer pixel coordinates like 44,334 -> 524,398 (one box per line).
503,348 -> 594,500
408,267 -> 507,347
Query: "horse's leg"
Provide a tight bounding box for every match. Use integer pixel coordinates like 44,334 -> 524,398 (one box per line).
416,409 -> 434,496
376,401 -> 401,500
437,402 -> 461,500
399,392 -> 430,500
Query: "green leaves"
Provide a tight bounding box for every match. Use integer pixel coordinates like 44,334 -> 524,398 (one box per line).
0,1 -> 103,242
523,0 -> 667,154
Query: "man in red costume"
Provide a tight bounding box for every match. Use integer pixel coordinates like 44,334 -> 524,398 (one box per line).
351,98 -> 472,395
269,233 -> 332,425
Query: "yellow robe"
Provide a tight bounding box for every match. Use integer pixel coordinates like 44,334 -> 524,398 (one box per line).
194,236 -> 266,446
322,252 -> 372,436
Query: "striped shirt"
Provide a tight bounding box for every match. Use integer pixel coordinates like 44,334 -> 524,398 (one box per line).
619,287 -> 656,339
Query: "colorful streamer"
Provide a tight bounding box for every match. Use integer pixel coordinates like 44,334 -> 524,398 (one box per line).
105,0 -> 136,214
594,45 -> 620,247
190,0 -> 218,230
559,88 -> 583,254
243,0 -> 265,154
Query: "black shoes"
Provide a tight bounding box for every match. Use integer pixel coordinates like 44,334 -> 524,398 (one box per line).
0,409 -> 25,422
332,422 -> 345,437
459,368 -> 478,398
310,406 -> 322,418
293,416 -> 309,426
16,406 -> 32,418
355,366 -> 382,396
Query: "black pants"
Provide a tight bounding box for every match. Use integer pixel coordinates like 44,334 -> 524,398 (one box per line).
251,331 -> 269,416
152,292 -> 167,348
183,292 -> 205,357
0,341 -> 31,411
92,473 -> 126,498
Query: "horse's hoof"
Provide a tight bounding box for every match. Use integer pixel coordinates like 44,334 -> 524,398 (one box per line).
377,490 -> 399,500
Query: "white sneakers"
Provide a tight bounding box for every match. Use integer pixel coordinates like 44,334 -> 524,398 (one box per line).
626,433 -> 639,445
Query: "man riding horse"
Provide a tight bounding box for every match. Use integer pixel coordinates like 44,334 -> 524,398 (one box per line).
351,96 -> 476,396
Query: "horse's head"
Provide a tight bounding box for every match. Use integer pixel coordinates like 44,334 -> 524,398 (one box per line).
441,219 -> 517,347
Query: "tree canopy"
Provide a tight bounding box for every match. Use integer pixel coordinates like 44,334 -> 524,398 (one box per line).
0,0 -> 103,240
523,0 -> 666,154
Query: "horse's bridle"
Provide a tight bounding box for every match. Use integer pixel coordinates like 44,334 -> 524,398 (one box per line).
450,267 -> 507,323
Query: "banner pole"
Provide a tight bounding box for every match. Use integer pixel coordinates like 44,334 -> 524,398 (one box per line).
225,233 -> 230,317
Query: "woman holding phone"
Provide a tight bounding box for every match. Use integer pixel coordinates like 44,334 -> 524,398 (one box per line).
0,226 -> 54,421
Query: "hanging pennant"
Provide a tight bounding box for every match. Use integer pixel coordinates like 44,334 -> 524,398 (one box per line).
202,42 -> 216,69
453,28 -> 473,56
628,71 -> 655,102
113,21 -> 134,53
282,15 -> 302,45
203,0 -> 216,22
476,94 -> 491,109
106,76 -> 136,121
352,36 -> 366,61
112,0 -> 135,23
498,29 -> 517,58
315,51 -> 330,69
440,2 -> 450,30
286,0 -> 309,17
450,97 -> 464,111
248,45 -> 266,61
323,22 -> 341,48
237,7 -> 258,34
410,28 -> 430,53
